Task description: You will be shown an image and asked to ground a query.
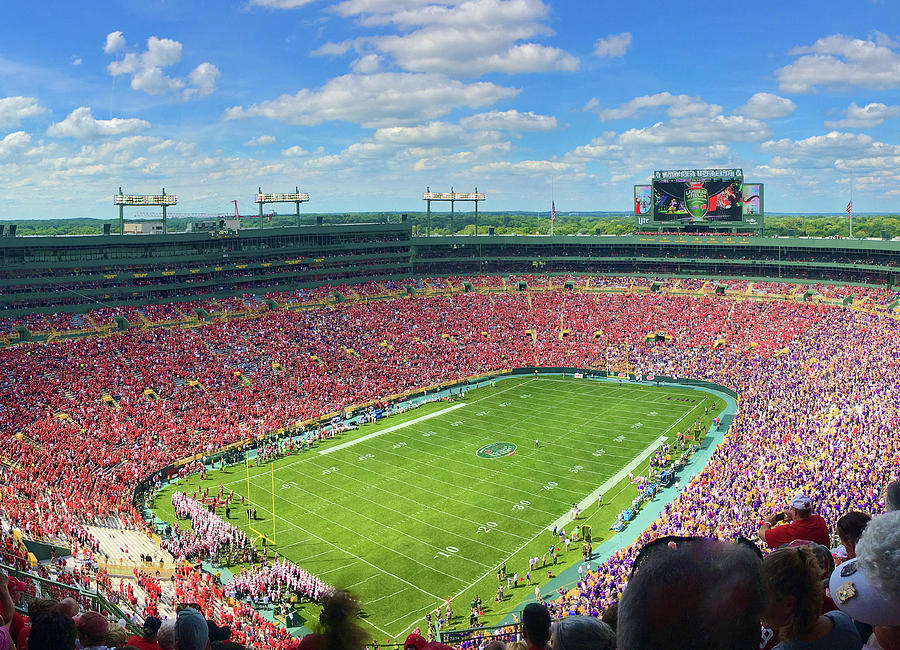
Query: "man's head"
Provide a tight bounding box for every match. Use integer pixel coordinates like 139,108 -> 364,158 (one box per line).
157,621 -> 177,650
74,611 -> 109,646
617,539 -> 766,650
404,632 -> 427,650
788,493 -> 813,520
143,615 -> 163,640
27,611 -> 77,650
59,597 -> 80,618
551,615 -> 615,650
521,603 -> 551,648
176,607 -> 210,650
886,480 -> 900,512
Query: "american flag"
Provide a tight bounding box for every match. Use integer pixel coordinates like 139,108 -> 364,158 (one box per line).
551,200 -> 556,223
846,201 -> 852,217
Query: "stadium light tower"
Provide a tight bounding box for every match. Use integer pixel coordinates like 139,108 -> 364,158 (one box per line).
255,187 -> 310,229
114,187 -> 178,235
423,187 -> 486,237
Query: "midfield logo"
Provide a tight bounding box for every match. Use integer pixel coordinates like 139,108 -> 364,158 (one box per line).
476,442 -> 517,459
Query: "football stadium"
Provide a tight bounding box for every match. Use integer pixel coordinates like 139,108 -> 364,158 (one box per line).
1,187 -> 900,648
3,3 -> 900,649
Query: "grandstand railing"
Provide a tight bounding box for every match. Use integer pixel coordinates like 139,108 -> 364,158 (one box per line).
0,561 -> 140,633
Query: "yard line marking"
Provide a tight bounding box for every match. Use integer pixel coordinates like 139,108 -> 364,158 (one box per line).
391,390 -> 716,639
234,497 -> 446,602
318,377 -> 532,456
548,395 -> 708,530
345,573 -> 381,590
318,403 -> 468,455
365,587 -> 407,606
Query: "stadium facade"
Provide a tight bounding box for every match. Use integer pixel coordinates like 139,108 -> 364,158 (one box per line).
1,222 -> 899,323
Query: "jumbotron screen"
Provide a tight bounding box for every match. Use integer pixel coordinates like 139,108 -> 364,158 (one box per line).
652,179 -> 743,222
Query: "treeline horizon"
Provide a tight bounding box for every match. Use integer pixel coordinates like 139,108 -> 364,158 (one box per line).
0,212 -> 897,239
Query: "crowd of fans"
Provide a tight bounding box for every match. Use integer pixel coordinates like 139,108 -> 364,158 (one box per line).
1,275 -> 900,649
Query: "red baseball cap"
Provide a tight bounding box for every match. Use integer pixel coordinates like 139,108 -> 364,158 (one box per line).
404,633 -> 428,650
74,611 -> 109,640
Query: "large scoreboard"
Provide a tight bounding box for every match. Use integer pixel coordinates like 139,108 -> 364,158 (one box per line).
634,169 -> 763,230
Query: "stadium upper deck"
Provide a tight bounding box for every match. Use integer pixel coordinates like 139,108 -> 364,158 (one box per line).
1,223 -> 899,316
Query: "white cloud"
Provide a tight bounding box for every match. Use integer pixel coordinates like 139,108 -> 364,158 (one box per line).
245,135 -> 277,146
734,92 -> 796,119
472,159 -> 578,175
223,72 -> 519,128
321,0 -> 579,76
185,62 -> 220,99
761,131 -> 894,157
282,145 -> 312,156
0,131 -> 31,159
586,92 -> 721,121
312,41 -> 355,56
105,33 -> 219,99
104,31 -> 126,54
777,34 -> 900,92
46,107 -> 151,139
351,54 -> 381,73
373,121 -> 469,145
824,102 -> 900,128
248,0 -> 316,7
71,56 -> 83,66
459,109 -> 556,131
593,32 -> 631,58
618,115 -> 771,145
0,96 -> 48,128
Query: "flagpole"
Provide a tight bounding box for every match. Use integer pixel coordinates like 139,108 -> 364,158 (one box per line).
550,177 -> 555,236
850,181 -> 853,239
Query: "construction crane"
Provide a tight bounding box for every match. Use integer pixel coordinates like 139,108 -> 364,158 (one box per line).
233,200 -> 276,221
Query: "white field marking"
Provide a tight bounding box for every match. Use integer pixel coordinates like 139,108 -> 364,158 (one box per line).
316,561 -> 360,578
392,390 -> 706,636
279,460 -> 510,557
365,587 -> 407,606
318,403 -> 468,455
345,572 -> 381,591
225,377 -> 536,488
232,495 -> 445,604
318,377 -> 534,456
286,459 -> 522,548
547,395 -> 708,531
257,477 -> 477,584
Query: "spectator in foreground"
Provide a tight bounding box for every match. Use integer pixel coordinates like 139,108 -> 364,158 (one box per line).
758,494 -> 830,549
886,480 -> 900,512
128,615 -> 162,650
521,603 -> 551,650
175,607 -> 209,650
157,621 -> 177,650
763,546 -> 861,649
617,538 -> 766,650
833,511 -> 871,563
75,611 -> 111,650
25,610 -> 77,650
296,590 -> 366,650
550,615 -> 615,650
830,510 -> 900,649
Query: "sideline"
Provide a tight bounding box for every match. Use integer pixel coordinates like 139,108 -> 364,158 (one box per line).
317,403 -> 467,455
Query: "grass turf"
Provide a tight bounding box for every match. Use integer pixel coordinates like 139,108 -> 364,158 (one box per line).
151,376 -> 725,640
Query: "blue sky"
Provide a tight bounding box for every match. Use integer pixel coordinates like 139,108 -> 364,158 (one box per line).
0,0 -> 899,218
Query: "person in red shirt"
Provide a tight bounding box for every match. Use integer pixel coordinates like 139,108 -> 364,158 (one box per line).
757,493 -> 830,549
127,615 -> 162,650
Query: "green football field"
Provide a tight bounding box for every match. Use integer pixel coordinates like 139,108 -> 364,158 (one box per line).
152,376 -> 725,640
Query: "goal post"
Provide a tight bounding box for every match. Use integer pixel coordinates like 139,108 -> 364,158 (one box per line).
245,459 -> 277,546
